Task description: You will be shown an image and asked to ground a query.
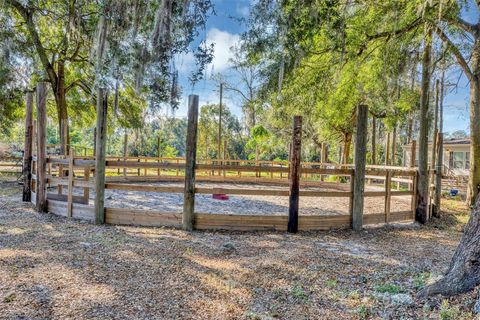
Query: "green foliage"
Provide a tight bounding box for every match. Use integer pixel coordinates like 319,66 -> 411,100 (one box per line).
356,304 -> 368,320
413,272 -> 431,290
291,285 -> 308,303
0,60 -> 24,137
325,279 -> 338,288
240,0 -> 427,164
197,103 -> 245,159
374,282 -> 405,294
439,299 -> 471,320
0,0 -> 214,150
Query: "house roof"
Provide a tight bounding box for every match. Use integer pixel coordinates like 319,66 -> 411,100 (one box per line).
403,138 -> 470,148
443,138 -> 470,145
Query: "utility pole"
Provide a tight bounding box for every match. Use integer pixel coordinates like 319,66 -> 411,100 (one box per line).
218,83 -> 223,161
217,83 -> 223,176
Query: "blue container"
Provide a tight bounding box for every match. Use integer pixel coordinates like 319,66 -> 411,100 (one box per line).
450,189 -> 459,196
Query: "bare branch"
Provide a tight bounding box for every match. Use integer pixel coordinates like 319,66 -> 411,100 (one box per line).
6,0 -> 58,89
431,23 -> 474,82
444,16 -> 478,35
367,17 -> 423,41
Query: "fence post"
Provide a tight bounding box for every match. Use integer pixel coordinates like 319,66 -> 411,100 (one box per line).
385,132 -> 391,166
94,88 -> 108,224
93,127 -> 97,156
352,104 -> 368,230
157,136 -> 160,176
223,139 -> 227,179
411,171 -> 418,216
23,91 -> 34,202
384,171 -> 392,223
255,145 -> 259,179
433,132 -> 443,217
67,148 -> 74,217
83,165 -> 90,204
288,116 -> 302,233
183,95 -> 199,231
35,82 -> 47,213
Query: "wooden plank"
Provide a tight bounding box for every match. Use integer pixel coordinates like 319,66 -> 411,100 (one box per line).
196,187 -> 288,196
35,82 -> 48,213
22,91 -> 34,202
195,214 -> 287,231
364,211 -> 414,225
363,213 -> 385,225
94,88 -> 108,224
300,190 -> 351,197
298,215 -> 351,231
352,104 -> 368,230
47,177 -> 94,188
47,199 -> 94,221
73,159 -> 96,167
106,183 -> 184,193
288,116 -> 302,233
195,163 -> 290,173
391,190 -> 414,196
105,207 -> 182,227
106,160 -> 184,169
183,95 -> 199,231
47,193 -> 89,205
390,210 -> 415,222
364,191 -> 387,197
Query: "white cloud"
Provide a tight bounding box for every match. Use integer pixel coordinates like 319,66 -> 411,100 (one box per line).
176,51 -> 195,73
236,5 -> 249,17
206,28 -> 240,73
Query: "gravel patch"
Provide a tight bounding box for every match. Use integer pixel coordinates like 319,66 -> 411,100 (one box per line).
53,181 -> 412,216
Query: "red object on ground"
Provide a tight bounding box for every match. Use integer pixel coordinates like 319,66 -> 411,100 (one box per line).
212,194 -> 229,200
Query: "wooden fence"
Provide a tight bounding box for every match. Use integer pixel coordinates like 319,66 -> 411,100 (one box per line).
0,156 -> 22,174
28,153 -> 417,231
23,90 -> 420,232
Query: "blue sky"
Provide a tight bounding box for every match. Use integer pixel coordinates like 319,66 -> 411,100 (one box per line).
173,0 -> 473,136
172,0 -> 251,121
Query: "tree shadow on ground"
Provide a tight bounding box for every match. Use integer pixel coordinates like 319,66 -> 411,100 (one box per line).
0,183 -> 469,319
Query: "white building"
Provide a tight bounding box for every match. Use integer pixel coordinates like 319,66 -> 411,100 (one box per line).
402,138 -> 470,176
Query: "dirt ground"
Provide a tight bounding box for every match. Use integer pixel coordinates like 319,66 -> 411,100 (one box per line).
0,178 -> 477,319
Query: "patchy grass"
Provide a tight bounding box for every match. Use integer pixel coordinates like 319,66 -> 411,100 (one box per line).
0,180 -> 477,319
374,282 -> 406,294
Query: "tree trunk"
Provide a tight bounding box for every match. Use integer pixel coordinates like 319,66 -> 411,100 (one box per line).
392,124 -> 397,166
407,116 -> 413,145
467,41 -> 480,206
55,60 -> 69,155
416,26 -> 432,224
247,104 -> 256,130
372,116 -> 376,165
385,132 -> 391,166
419,195 -> 480,297
342,133 -> 352,165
